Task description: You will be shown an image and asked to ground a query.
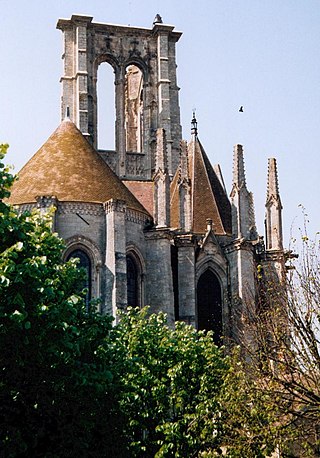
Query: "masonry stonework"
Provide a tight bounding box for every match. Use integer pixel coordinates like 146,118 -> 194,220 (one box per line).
8,14 -> 289,344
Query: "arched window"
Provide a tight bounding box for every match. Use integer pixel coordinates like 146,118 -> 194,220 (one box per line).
66,249 -> 92,310
126,254 -> 142,307
196,270 -> 222,345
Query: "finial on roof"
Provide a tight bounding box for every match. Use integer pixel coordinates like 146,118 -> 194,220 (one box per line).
65,106 -> 70,120
191,110 -> 198,136
153,14 -> 163,25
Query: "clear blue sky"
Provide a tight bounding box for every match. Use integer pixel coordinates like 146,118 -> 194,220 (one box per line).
1,0 -> 319,246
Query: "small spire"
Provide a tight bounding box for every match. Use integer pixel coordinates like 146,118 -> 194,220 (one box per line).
265,157 -> 283,251
153,14 -> 163,25
191,110 -> 198,136
266,158 -> 280,202
232,144 -> 246,188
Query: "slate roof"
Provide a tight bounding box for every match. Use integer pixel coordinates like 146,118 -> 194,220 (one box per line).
8,120 -> 149,215
171,136 -> 232,235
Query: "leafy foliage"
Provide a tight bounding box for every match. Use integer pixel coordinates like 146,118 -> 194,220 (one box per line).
0,145 -> 287,457
110,307 -> 228,457
0,144 -> 121,457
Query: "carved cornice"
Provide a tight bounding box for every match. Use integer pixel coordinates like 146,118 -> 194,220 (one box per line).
104,199 -> 126,214
263,249 -> 286,262
126,208 -> 151,225
57,202 -> 104,216
144,227 -> 173,241
223,238 -> 256,255
16,203 -> 37,213
36,195 -> 58,208
174,233 -> 197,248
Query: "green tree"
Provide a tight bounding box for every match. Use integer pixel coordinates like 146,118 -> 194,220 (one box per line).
110,307 -> 229,457
110,308 -> 288,458
0,144 -> 289,457
0,144 -> 123,457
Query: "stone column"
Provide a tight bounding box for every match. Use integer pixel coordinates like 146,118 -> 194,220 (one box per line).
178,140 -> 192,232
104,199 -> 127,321
115,69 -> 126,177
59,24 -> 75,122
168,39 -> 182,174
57,15 -> 93,141
144,229 -> 175,325
176,235 -> 196,327
224,240 -> 256,344
154,24 -> 173,176
153,128 -> 170,227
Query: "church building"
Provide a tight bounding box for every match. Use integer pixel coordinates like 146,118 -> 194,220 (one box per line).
8,14 -> 286,344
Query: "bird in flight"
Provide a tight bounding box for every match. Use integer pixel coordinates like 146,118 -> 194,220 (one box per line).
239,106 -> 244,112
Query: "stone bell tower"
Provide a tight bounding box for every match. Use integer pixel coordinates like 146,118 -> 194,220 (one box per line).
57,14 -> 182,180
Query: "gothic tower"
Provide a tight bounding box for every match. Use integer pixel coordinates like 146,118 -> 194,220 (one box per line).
8,14 -> 287,343
57,14 -> 182,179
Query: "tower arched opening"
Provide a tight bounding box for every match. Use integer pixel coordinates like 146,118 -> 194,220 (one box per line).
97,62 -> 116,151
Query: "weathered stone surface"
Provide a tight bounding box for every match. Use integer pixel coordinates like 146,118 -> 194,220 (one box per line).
10,15 -> 286,342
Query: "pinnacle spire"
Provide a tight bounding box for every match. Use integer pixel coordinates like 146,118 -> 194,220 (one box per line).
265,157 -> 283,251
230,144 -> 257,240
232,144 -> 247,188
266,157 -> 280,202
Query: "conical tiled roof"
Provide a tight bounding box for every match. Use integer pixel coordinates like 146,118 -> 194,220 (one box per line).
8,120 -> 149,215
171,136 -> 232,235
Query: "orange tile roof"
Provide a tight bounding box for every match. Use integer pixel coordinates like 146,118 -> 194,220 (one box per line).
8,120 -> 149,215
123,180 -> 154,215
191,138 -> 231,235
170,137 -> 232,235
